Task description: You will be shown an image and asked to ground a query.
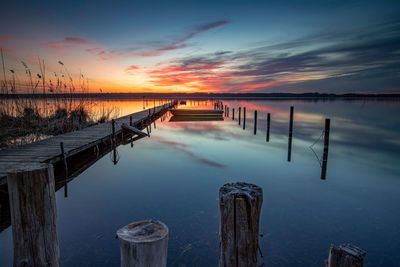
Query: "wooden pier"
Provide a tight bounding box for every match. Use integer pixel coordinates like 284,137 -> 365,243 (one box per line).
0,101 -> 176,185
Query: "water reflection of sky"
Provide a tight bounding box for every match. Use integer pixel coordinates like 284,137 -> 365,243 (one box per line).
0,99 -> 399,266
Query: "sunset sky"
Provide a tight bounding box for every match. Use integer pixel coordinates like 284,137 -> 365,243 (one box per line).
1,0 -> 399,93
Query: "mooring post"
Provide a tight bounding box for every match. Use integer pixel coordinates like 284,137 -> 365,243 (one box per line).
227,107 -> 229,117
117,220 -> 168,267
219,182 -> 263,267
288,106 -> 294,162
232,108 -> 235,120
60,142 -> 68,198
254,110 -> 258,135
325,244 -> 366,267
129,116 -> 132,126
7,163 -> 59,267
112,119 -> 116,145
266,113 -> 271,142
243,107 -> 246,129
238,107 -> 241,125
224,105 -> 227,117
321,118 -> 331,180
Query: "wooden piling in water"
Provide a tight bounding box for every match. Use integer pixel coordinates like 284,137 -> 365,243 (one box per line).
266,113 -> 270,142
219,182 -> 263,267
254,110 -> 257,135
60,142 -> 68,198
238,107 -> 241,125
117,220 -> 168,267
129,116 -> 132,126
325,244 -> 366,267
232,108 -> 235,120
112,119 -> 116,144
288,106 -> 294,162
243,107 -> 246,129
321,118 -> 331,180
7,163 -> 59,267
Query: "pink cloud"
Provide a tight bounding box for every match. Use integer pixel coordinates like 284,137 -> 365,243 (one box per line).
0,36 -> 11,43
124,65 -> 140,75
42,37 -> 91,49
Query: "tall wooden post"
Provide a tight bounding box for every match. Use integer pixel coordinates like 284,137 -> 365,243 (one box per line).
232,108 -> 235,120
117,220 -> 168,267
325,244 -> 366,267
7,163 -> 59,267
238,107 -> 241,125
243,107 -> 246,130
129,116 -> 132,126
266,113 -> 270,142
219,182 -> 263,267
288,106 -> 294,162
224,105 -> 227,117
321,118 -> 331,180
254,110 -> 257,135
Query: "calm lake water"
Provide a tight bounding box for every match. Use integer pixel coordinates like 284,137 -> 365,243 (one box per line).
1,99 -> 399,266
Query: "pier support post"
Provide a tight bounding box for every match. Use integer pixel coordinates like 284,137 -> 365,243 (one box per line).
232,108 -> 235,120
219,182 -> 263,267
112,119 -> 116,144
60,142 -> 68,198
254,110 -> 257,135
325,244 -> 366,267
266,113 -> 270,142
117,220 -> 168,267
288,106 -> 294,162
130,116 -> 132,126
7,163 -> 59,267
321,118 -> 330,180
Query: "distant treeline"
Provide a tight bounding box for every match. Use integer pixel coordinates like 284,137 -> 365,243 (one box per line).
1,92 -> 399,100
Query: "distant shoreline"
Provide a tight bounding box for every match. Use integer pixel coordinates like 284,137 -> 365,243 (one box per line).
1,92 -> 399,100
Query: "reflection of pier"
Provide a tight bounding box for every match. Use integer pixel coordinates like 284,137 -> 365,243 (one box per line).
0,101 -> 176,185
0,101 -> 176,263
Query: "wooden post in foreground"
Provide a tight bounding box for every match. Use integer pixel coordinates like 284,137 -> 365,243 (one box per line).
7,163 -> 59,267
325,244 -> 366,267
117,220 -> 168,267
232,108 -> 235,120
219,182 -> 263,267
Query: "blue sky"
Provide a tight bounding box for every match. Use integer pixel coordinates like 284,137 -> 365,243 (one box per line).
1,0 -> 399,93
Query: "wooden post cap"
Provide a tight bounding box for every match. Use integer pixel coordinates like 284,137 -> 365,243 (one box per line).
219,182 -> 262,200
7,162 -> 49,174
117,220 -> 168,243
